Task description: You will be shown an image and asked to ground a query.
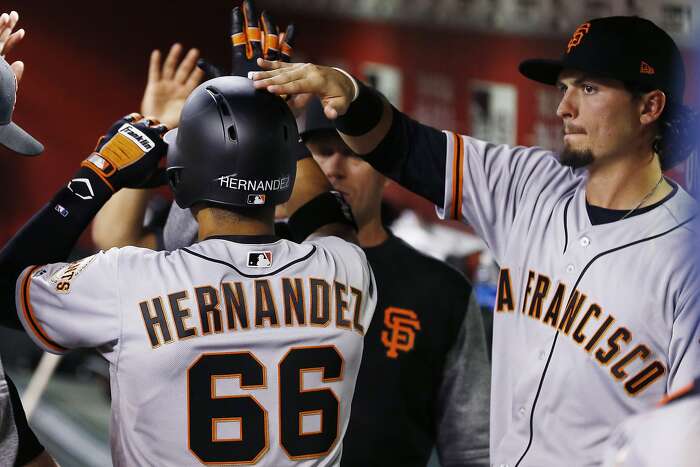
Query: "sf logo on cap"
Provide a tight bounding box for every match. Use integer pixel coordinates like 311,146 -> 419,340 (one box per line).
567,22 -> 591,53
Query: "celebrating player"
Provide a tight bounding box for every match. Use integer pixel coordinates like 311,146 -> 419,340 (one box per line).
92,2 -> 491,465
251,15 -> 700,466
0,67 -> 376,466
298,98 -> 490,467
0,11 -> 57,467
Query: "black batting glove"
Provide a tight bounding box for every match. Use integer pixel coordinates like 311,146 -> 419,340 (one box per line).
197,0 -> 296,80
81,113 -> 169,191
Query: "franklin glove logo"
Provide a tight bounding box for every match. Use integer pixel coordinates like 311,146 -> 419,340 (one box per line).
381,307 -> 421,358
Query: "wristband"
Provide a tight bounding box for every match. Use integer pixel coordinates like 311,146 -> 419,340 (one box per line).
334,79 -> 384,137
332,67 -> 359,101
288,191 -> 357,242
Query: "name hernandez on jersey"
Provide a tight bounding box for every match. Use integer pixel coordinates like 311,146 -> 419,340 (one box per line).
139,275 -> 367,349
14,236 -> 377,467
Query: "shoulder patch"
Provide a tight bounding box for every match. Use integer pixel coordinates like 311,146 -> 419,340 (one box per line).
49,255 -> 96,294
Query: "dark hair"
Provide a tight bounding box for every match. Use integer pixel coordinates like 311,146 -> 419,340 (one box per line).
624,82 -> 699,170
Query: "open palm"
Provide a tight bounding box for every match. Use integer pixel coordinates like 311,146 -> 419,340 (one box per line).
140,43 -> 204,129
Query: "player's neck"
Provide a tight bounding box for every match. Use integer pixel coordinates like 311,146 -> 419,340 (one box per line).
357,215 -> 389,248
585,152 -> 672,210
195,208 -> 274,240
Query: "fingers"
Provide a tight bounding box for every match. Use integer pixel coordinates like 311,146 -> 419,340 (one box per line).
196,58 -> 223,80
9,60 -> 23,82
259,10 -> 279,61
254,58 -> 296,73
280,24 -> 295,62
161,43 -> 183,80
0,10 -> 21,56
242,0 -> 262,60
124,112 -> 144,122
173,47 -> 200,84
231,6 -> 248,71
148,49 -> 162,82
185,65 -> 205,90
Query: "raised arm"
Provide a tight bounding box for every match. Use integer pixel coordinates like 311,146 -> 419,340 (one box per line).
92,44 -> 204,250
251,61 -> 448,206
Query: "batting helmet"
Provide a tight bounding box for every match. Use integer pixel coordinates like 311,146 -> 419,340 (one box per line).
165,76 -> 298,209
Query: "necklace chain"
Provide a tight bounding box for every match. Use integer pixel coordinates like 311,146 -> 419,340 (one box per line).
618,175 -> 665,222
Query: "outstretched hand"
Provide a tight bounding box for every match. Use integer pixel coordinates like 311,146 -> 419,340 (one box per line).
251,59 -> 356,119
0,11 -> 26,81
197,0 -> 296,79
140,43 -> 205,129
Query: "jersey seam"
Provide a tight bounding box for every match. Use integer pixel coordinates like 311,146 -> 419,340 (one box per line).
181,245 -> 317,278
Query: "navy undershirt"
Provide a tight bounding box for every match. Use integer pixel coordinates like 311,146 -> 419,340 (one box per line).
586,180 -> 678,225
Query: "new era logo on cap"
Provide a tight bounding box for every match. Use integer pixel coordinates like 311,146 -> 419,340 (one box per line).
640,61 -> 655,75
247,251 -> 272,268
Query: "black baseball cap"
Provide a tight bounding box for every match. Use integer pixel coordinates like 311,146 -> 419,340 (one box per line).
297,97 -> 335,141
519,16 -> 685,102
0,55 -> 43,156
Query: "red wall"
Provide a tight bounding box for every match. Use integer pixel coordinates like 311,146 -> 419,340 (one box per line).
0,1 -> 697,244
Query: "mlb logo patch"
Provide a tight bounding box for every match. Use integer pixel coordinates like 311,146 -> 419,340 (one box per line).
247,251 -> 272,268
247,194 -> 266,205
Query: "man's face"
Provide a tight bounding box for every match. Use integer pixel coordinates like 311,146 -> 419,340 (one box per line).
306,131 -> 386,227
556,70 -> 643,169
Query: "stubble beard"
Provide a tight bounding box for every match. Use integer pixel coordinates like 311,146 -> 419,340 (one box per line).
559,144 -> 594,169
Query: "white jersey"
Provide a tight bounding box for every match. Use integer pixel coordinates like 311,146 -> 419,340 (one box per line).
15,236 -> 376,467
438,132 -> 699,466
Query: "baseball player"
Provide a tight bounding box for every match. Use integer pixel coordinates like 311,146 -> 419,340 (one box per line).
0,11 -> 57,467
299,98 -> 490,467
0,75 -> 376,466
252,15 -> 700,466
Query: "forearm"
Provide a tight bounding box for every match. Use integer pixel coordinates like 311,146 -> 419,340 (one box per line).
0,168 -> 112,327
336,80 -> 448,206
285,157 -> 358,244
92,187 -> 156,249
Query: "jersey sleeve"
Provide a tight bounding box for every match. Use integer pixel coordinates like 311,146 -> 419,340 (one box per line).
14,249 -> 121,354
307,236 -> 377,332
667,278 -> 700,392
437,133 -> 568,262
436,290 -> 491,467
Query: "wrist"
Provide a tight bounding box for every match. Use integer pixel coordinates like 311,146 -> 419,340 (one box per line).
331,67 -> 359,102
334,79 -> 384,136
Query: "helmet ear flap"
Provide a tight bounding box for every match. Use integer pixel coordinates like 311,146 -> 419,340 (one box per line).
168,168 -> 183,191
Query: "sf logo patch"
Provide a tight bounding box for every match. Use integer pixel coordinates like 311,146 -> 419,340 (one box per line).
381,307 -> 421,359
566,22 -> 591,53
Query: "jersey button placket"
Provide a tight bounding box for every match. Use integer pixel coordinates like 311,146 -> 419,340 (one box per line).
579,236 -> 590,247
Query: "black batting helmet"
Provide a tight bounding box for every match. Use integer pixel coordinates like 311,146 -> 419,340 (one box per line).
165,76 -> 298,209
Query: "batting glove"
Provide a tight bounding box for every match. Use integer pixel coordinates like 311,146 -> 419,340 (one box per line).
197,0 -> 296,79
81,113 -> 169,191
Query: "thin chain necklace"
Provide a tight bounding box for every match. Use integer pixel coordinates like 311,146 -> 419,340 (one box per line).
618,175 -> 665,222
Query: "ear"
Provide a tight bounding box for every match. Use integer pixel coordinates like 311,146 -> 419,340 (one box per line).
639,90 -> 666,126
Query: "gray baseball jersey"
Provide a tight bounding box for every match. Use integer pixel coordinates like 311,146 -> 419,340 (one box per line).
15,236 -> 376,466
438,132 -> 699,466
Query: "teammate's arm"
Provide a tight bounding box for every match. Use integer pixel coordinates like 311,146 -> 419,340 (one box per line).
0,114 -> 168,328
284,156 -> 359,244
92,44 -> 203,250
252,62 -> 449,206
436,290 -> 491,467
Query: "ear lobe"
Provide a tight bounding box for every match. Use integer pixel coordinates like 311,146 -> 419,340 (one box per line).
640,90 -> 666,125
